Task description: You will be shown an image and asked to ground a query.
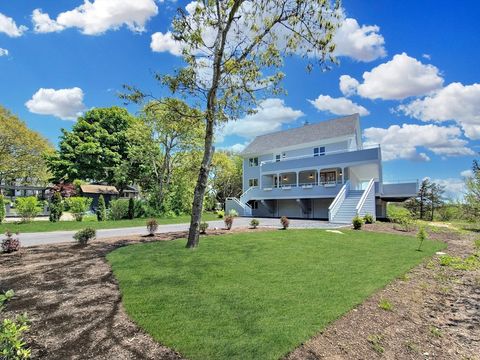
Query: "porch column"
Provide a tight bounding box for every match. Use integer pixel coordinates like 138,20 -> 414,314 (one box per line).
316,170 -> 319,186
342,167 -> 345,184
296,171 -> 299,187
277,173 -> 280,188
259,174 -> 262,189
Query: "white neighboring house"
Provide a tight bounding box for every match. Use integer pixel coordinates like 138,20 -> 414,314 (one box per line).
225,114 -> 418,223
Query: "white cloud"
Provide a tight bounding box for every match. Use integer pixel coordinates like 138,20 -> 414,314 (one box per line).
363,123 -> 474,161
398,82 -> 480,140
150,31 -> 184,55
0,12 -> 28,37
308,95 -> 369,116
333,18 -> 386,62
339,75 -> 359,97
433,178 -> 466,201
219,98 -> 304,139
0,48 -> 8,57
349,53 -> 444,100
461,169 -> 474,178
25,87 -> 86,120
422,54 -> 431,60
32,0 -> 158,35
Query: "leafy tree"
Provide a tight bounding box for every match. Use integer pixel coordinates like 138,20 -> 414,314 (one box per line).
128,198 -> 135,219
210,151 -> 243,206
96,195 -> 107,221
464,158 -> 480,220
49,192 -> 64,222
0,194 -> 5,224
15,197 -> 39,223
123,0 -> 341,247
47,107 -> 136,187
405,179 -> 444,221
0,105 -> 53,185
66,197 -> 92,222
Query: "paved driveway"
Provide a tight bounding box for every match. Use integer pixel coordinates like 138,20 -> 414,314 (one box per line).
14,218 -> 347,247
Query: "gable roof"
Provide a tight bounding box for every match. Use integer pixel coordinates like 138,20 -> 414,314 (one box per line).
241,114 -> 360,156
80,184 -> 119,195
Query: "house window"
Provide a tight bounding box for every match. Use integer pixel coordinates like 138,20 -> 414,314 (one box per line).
250,200 -> 259,209
320,171 -> 337,184
314,146 -> 326,157
248,178 -> 258,187
275,154 -> 281,162
249,157 -> 258,167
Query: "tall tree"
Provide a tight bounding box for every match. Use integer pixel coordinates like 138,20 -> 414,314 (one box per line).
47,107 -> 136,187
123,0 -> 341,247
210,151 -> 243,206
0,105 -> 53,186
464,158 -> 480,220
405,178 -> 445,220
429,182 -> 445,220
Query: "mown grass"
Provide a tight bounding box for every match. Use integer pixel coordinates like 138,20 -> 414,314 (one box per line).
107,229 -> 445,360
0,213 -> 217,233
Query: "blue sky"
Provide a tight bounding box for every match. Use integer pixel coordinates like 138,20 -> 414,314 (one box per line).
1,0 -> 479,198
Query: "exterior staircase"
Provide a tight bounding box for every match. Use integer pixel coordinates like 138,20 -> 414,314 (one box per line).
330,190 -> 363,223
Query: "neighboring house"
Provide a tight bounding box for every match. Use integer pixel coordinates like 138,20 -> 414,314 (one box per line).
0,179 -> 48,200
119,185 -> 140,200
225,114 -> 417,223
80,184 -> 119,210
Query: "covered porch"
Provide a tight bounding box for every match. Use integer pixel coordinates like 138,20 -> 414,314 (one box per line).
260,167 -> 346,190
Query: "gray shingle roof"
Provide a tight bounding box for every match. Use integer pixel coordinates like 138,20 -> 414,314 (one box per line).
241,114 -> 360,156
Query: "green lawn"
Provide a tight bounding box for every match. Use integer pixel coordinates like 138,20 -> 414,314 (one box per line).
107,229 -> 445,360
0,213 -> 217,233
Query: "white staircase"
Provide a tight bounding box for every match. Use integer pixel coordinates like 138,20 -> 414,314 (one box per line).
330,190 -> 363,223
225,197 -> 252,216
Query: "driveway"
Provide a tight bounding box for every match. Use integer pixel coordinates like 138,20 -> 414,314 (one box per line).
16,217 -> 347,247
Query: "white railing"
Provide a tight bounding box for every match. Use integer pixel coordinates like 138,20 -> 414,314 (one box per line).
261,180 -> 342,190
328,180 -> 350,222
260,144 -> 380,165
356,178 -> 375,215
240,186 -> 257,203
226,197 -> 252,216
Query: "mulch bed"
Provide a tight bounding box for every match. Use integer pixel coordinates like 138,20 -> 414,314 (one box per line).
1,225 -> 479,359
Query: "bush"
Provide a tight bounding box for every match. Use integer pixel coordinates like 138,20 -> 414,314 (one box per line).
2,231 -> 20,253
224,215 -> 234,230
199,222 -> 209,234
49,192 -> 64,222
280,216 -> 289,229
417,226 -> 427,251
388,205 -> 415,231
0,194 -> 5,224
363,213 -> 374,224
250,219 -> 260,229
96,195 -> 107,222
146,219 -> 158,236
128,198 -> 135,219
66,197 -> 92,222
108,199 -> 130,220
73,228 -> 96,245
228,209 -> 238,217
15,197 -> 39,223
216,210 -> 224,219
352,215 -> 363,230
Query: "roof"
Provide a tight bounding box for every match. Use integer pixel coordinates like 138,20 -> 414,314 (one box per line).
241,114 -> 360,156
80,184 -> 119,195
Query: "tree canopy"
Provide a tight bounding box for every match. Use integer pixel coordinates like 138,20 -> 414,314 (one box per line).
47,107 -> 136,186
0,105 -> 53,185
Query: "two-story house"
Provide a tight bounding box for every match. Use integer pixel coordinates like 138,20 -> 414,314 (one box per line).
225,114 -> 418,223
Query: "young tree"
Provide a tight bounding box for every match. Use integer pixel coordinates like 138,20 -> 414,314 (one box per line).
47,107 -> 136,187
49,192 -> 64,222
0,194 -> 5,224
464,158 -> 480,220
123,0 -> 341,247
429,182 -> 445,221
97,195 -> 107,222
210,151 -> 243,206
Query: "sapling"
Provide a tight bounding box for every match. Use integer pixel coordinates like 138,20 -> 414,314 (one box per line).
417,226 -> 427,251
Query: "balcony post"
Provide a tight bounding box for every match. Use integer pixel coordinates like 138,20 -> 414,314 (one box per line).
277,173 -> 280,188
342,167 -> 345,184
296,171 -> 299,187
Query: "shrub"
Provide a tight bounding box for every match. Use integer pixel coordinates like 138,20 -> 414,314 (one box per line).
228,209 -> 238,217
15,197 -> 39,223
128,198 -> 135,219
73,228 -> 96,245
2,231 -> 20,253
0,289 -> 14,311
216,210 -> 224,219
378,298 -> 393,311
199,222 -> 209,234
250,219 -> 260,229
146,219 -> 158,236
108,199 -> 130,220
352,215 -> 363,230
280,216 -> 289,229
96,195 -> 107,222
66,197 -> 92,222
224,215 -> 234,230
363,213 -> 374,224
49,192 -> 64,222
388,205 -> 415,231
0,194 -> 5,224
417,227 -> 427,251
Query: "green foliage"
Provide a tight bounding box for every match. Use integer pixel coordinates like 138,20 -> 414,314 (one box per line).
388,205 -> 415,231
216,210 -> 224,219
378,298 -> 393,311
250,219 -> 259,229
128,198 -> 135,219
49,192 -> 63,222
430,326 -> 442,338
464,159 -> 480,221
474,238 -> 480,250
439,254 -> 479,270
0,194 -> 5,224
210,151 -> 243,205
146,219 -> 158,236
73,228 -> 96,245
352,215 -> 363,230
0,289 -> 14,312
199,222 -> 209,234
404,179 -> 445,221
367,334 -> 384,354
363,213 -> 374,224
108,199 -> 130,220
224,215 -> 234,230
96,195 -> 107,222
15,197 -> 39,223
66,197 -> 92,222
280,216 -> 290,229
47,107 -> 136,185
417,227 -> 427,251
228,209 -> 238,217
2,231 -> 20,253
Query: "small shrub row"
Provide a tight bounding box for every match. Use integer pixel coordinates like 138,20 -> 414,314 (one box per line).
73,228 -> 96,245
